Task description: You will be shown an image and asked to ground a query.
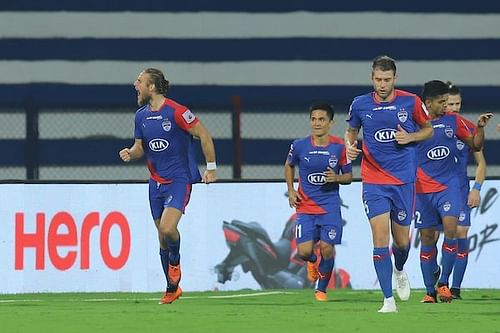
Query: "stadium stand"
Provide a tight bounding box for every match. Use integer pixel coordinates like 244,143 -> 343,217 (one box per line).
0,1 -> 499,179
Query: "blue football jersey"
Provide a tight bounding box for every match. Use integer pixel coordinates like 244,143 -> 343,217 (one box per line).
347,89 -> 430,185
416,112 -> 472,193
134,98 -> 202,184
286,135 -> 352,214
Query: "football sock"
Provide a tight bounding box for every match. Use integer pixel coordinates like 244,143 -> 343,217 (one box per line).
420,244 -> 438,295
316,257 -> 334,292
159,248 -> 170,282
373,247 -> 393,298
438,238 -> 457,285
392,243 -> 410,271
167,237 -> 181,266
452,238 -> 469,289
431,242 -> 439,273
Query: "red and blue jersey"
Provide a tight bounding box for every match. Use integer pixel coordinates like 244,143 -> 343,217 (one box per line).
416,112 -> 473,194
286,135 -> 352,214
347,89 -> 430,185
134,98 -> 202,184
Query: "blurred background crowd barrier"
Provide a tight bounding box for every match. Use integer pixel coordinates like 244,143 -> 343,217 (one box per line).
1,2 -> 500,180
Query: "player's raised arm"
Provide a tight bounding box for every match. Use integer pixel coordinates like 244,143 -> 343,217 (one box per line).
457,113 -> 493,151
119,139 -> 144,162
344,127 -> 361,161
471,113 -> 494,150
395,121 -> 433,145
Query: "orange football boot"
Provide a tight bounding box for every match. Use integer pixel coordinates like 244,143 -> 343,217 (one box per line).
437,285 -> 452,303
420,294 -> 437,303
159,287 -> 182,304
314,290 -> 328,302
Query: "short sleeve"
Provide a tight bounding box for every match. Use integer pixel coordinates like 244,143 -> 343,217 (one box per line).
346,98 -> 362,129
286,140 -> 300,166
174,107 -> 199,131
412,95 -> 430,126
134,111 -> 143,139
455,114 -> 474,141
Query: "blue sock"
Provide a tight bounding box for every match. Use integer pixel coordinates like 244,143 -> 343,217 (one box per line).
392,243 -> 410,271
159,248 -> 169,283
452,238 -> 469,289
420,244 -> 437,295
439,238 -> 457,285
167,238 -> 181,266
373,247 -> 393,298
431,242 -> 439,273
316,257 -> 334,292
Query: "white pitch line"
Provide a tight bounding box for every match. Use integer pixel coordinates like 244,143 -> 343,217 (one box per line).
0,291 -> 296,303
207,291 -> 295,299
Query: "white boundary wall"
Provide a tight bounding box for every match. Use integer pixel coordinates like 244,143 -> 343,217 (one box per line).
0,181 -> 498,293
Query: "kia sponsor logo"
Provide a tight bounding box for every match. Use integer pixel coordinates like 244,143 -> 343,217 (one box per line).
427,145 -> 450,160
374,128 -> 396,142
149,139 -> 169,152
307,173 -> 326,185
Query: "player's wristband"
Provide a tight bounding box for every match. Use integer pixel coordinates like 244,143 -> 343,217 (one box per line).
206,162 -> 217,171
472,182 -> 482,191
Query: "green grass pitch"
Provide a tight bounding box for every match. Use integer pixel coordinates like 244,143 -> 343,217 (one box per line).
1,289 -> 499,333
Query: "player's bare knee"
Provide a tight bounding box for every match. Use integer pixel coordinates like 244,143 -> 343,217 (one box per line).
443,229 -> 457,239
297,246 -> 314,261
420,229 -> 437,246
456,226 -> 468,238
392,237 -> 409,249
320,243 -> 335,259
159,225 -> 178,240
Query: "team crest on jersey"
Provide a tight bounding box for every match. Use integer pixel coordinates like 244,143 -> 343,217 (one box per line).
456,140 -> 465,151
397,108 -> 408,123
328,155 -> 338,168
328,228 -> 337,240
397,210 -> 407,221
445,126 -> 454,138
162,119 -> 172,132
443,201 -> 451,212
459,211 -> 466,222
182,109 -> 196,123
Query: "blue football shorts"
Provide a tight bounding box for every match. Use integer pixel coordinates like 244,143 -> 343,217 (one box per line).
295,211 -> 343,245
148,179 -> 192,220
414,183 -> 462,229
362,182 -> 415,226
